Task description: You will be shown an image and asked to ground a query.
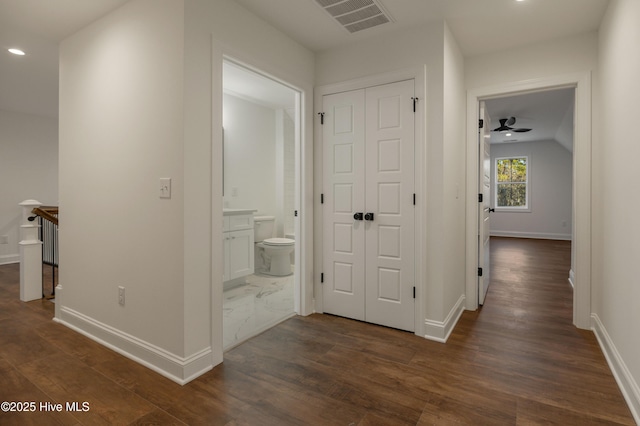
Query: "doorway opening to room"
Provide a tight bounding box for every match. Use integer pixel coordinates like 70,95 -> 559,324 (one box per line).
222,59 -> 301,350
479,88 -> 575,307
466,72 -> 592,329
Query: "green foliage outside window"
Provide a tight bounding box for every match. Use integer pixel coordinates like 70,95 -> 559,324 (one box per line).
496,157 -> 527,207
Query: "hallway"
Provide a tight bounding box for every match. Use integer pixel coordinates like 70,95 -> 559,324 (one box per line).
0,238 -> 634,424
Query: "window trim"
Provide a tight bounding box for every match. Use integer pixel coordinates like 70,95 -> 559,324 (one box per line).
494,155 -> 531,212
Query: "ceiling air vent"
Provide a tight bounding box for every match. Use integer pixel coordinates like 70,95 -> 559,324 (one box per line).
313,0 -> 393,34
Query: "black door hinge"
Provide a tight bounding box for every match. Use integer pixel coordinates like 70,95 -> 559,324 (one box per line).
413,193 -> 416,205
318,112 -> 325,125
321,273 -> 324,283
479,119 -> 484,129
478,193 -> 483,203
321,193 -> 324,204
412,97 -> 418,113
413,287 -> 416,299
478,267 -> 483,277
294,210 -> 298,217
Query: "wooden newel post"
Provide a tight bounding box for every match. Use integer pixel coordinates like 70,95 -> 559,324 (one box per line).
19,199 -> 43,301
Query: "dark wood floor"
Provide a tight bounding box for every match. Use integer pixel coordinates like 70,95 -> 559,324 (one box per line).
0,238 -> 635,425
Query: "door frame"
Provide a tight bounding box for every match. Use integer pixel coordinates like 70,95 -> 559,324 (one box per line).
220,57 -> 304,317
464,72 -> 592,329
314,66 -> 427,337
212,43 -> 310,360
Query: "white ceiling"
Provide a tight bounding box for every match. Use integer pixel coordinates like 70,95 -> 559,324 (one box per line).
0,0 -> 130,117
0,0 -> 607,133
234,0 -> 608,55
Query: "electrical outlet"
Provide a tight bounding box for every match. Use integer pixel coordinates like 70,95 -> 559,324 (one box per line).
118,286 -> 125,306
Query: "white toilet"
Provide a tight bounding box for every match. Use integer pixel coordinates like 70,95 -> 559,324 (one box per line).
254,216 -> 295,276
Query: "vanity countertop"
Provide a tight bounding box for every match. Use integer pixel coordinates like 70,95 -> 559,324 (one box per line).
223,208 -> 257,216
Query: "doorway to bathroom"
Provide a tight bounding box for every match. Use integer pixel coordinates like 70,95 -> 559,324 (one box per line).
222,59 -> 301,350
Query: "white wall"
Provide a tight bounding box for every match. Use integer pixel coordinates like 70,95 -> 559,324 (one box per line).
223,93 -> 277,216
441,23 -> 467,325
595,0 -> 640,419
490,140 -> 572,240
283,109 -> 296,236
466,32 -> 599,89
275,108 -> 296,238
316,21 -> 467,338
0,109 -> 58,264
59,0 -> 189,377
57,0 -> 315,383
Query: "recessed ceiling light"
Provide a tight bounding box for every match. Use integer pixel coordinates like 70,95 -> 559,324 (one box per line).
8,48 -> 26,55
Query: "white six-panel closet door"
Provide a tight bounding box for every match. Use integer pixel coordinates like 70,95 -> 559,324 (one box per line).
322,79 -> 415,332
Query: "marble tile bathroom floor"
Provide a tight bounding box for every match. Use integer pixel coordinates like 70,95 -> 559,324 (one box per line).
223,270 -> 295,350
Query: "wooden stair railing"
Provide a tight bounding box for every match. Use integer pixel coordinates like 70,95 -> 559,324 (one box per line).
28,206 -> 58,299
29,206 -> 58,226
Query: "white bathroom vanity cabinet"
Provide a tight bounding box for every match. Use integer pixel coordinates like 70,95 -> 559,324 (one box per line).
223,210 -> 256,282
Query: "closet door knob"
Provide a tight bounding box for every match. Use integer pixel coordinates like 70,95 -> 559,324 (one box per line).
353,212 -> 364,221
364,212 -> 374,221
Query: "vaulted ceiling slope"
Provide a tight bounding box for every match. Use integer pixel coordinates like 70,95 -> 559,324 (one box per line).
485,89 -> 575,152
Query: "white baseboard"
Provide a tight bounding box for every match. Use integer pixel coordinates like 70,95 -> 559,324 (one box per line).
591,314 -> 640,424
0,254 -> 19,265
490,230 -> 572,240
54,304 -> 215,385
423,294 -> 465,343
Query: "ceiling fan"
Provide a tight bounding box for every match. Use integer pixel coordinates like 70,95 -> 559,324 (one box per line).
493,117 -> 531,133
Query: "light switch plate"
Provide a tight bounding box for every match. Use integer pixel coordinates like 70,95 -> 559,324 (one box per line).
160,178 -> 171,199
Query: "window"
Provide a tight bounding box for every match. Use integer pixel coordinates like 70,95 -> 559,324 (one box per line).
495,156 -> 528,209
